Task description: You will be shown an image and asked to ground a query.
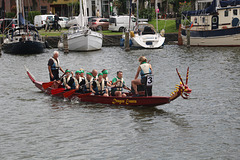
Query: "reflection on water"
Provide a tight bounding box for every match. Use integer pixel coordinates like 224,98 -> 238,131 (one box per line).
0,46 -> 239,159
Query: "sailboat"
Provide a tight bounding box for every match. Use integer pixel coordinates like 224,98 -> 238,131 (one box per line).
67,0 -> 103,51
2,0 -> 45,54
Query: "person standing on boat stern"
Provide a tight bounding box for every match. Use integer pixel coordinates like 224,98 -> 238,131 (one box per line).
131,56 -> 153,96
111,71 -> 131,97
48,51 -> 64,81
61,70 -> 77,90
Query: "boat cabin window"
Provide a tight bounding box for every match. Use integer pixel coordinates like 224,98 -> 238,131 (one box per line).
142,26 -> 155,35
233,9 -> 238,16
132,17 -> 136,22
212,17 -> 217,23
194,17 -> 197,24
202,17 -> 205,23
224,10 -> 229,17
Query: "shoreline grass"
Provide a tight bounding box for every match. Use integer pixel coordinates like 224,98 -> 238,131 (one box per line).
148,19 -> 178,33
0,20 -> 177,37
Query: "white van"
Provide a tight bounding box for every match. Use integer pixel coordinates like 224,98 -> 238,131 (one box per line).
109,16 -> 137,32
34,15 -> 54,29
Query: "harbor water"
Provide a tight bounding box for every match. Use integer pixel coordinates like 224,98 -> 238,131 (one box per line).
0,46 -> 239,159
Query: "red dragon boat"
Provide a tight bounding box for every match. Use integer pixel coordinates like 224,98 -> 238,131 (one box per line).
26,68 -> 192,107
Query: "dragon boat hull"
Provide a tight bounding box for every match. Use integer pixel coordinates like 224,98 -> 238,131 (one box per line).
26,68 -> 191,107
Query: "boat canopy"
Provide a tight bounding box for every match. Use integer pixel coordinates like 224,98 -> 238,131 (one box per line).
135,24 -> 156,34
182,0 -> 240,16
182,0 -> 217,16
19,13 -> 25,26
220,0 -> 240,7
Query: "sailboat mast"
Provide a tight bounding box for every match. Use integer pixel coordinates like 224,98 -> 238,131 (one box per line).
155,0 -> 158,32
137,0 -> 139,26
82,0 -> 88,26
16,0 -> 19,26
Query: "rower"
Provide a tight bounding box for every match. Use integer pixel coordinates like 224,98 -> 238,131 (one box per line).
91,69 -> 98,80
131,56 -> 153,96
48,51 -> 64,81
92,73 -> 111,96
79,69 -> 86,86
111,71 -> 131,97
102,69 -> 109,82
74,70 -> 86,93
102,69 -> 111,96
74,70 -> 82,91
83,72 -> 93,93
62,70 -> 77,90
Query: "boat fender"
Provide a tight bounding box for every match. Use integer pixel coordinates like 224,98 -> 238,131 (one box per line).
160,29 -> 165,37
129,39 -> 133,47
120,38 -> 124,47
130,31 -> 135,37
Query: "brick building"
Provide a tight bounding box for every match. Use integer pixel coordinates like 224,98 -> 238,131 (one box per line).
0,0 -> 51,18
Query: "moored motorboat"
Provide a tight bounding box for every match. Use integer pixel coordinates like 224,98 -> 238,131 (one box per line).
130,23 -> 165,49
26,68 -> 192,107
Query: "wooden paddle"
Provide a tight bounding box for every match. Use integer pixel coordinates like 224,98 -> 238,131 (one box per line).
51,88 -> 65,95
42,81 -> 54,89
63,89 -> 77,98
63,81 -> 93,98
42,73 -> 66,89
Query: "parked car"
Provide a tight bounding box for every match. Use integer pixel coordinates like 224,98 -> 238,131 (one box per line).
89,18 -> 109,31
109,16 -> 136,32
34,14 -> 54,29
87,16 -> 96,26
59,17 -> 69,28
0,18 -> 18,33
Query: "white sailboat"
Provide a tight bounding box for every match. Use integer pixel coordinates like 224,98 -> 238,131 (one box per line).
67,0 -> 102,51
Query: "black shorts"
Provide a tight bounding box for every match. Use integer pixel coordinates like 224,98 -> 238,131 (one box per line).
50,72 -> 60,81
141,77 -> 147,85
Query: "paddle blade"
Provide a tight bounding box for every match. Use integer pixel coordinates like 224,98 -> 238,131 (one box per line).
63,89 -> 76,98
42,81 -> 54,89
51,88 -> 65,95
78,92 -> 92,98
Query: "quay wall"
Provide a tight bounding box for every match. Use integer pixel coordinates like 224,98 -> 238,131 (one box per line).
0,33 -> 178,48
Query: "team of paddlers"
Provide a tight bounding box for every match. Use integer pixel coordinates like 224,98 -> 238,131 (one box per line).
48,51 -> 153,97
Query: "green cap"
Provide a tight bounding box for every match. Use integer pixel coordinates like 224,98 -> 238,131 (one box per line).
86,72 -> 92,76
65,70 -> 71,73
102,70 -> 108,74
75,70 -> 81,74
98,73 -> 103,76
79,70 -> 84,73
